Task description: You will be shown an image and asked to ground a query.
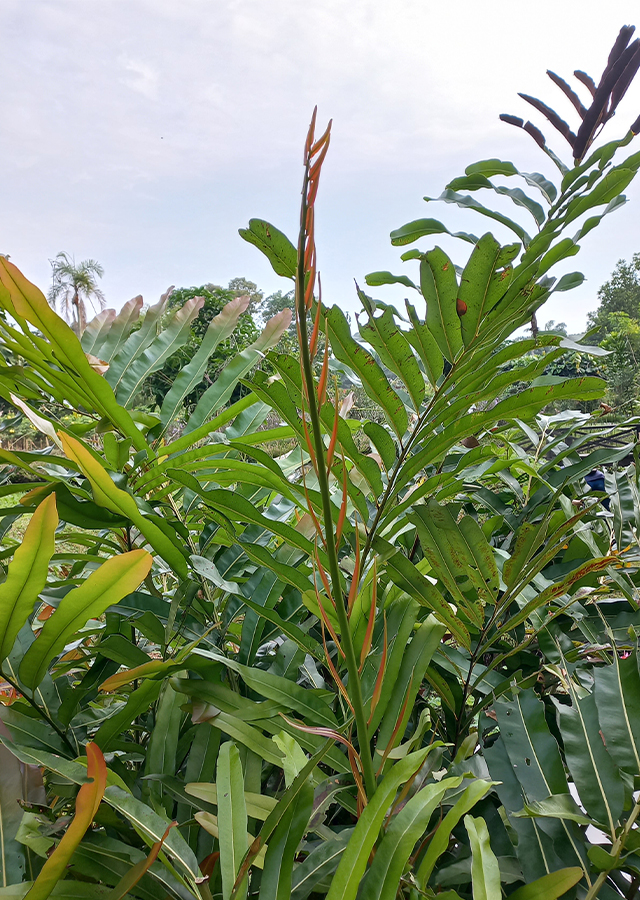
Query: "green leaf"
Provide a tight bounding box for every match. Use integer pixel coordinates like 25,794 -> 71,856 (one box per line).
60,433 -> 188,579
359,777 -> 462,900
390,218 -> 478,246
184,486 -> 319,564
364,271 -> 418,290
19,549 -> 152,689
551,272 -> 584,292
536,238 -> 579,276
0,885 -> 112,898
572,194 -> 627,240
81,307 -> 116,355
324,748 -> 431,900
194,649 -> 337,729
238,219 -> 297,279
563,166 -> 636,225
106,289 -> 171,397
449,175 -> 546,224
232,741 -> 335,889
427,189 -> 531,245
587,844 -> 617,871
102,785 -> 201,884
112,296 -> 204,407
259,778 -> 313,900
96,634 -> 150,669
394,377 -> 606,494
495,690 -> 568,800
0,737 -> 35,886
94,680 -> 162,752
357,302 -> 425,410
58,832 -> 161,899
404,301 -> 444,385
291,832 -> 351,900
0,493 -> 57,664
25,743 -> 107,900
0,705 -> 67,757
159,294 -> 251,430
419,248 -> 462,363
383,550 -> 470,649
464,815 -> 501,900
463,162 -> 557,204
507,867 -> 583,900
184,310 -> 292,434
409,502 -> 499,624
416,779 -> 495,888
465,159 -> 519,178
503,521 -> 549,589
493,186 -> 545,225
0,259 -> 149,453
191,556 -> 240,594
217,742 -> 248,900
144,683 -> 185,816
483,732 -> 578,884
457,234 -> 519,347
186,783 -> 276,821
325,305 -> 407,437
513,793 -> 592,826
176,684 -> 286,768
593,651 -> 640,775
375,617 -> 446,750
83,295 -> 143,363
363,422 -> 396,471
554,684 -> 624,833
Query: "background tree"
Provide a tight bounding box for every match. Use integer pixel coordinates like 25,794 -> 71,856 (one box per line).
141,279 -> 261,410
588,252 -> 640,332
587,253 -> 640,410
47,251 -> 105,334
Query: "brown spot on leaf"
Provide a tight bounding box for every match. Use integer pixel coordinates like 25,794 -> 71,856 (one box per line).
456,299 -> 467,316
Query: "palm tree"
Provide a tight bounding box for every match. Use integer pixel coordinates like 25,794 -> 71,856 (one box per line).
47,252 -> 105,334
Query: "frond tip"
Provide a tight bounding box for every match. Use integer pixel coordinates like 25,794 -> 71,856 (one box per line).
501,24 -> 640,163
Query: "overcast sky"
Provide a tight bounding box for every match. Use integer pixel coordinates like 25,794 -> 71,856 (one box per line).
2,0 -> 640,333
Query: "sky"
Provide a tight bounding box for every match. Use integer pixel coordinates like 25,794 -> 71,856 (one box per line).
2,0 -> 640,334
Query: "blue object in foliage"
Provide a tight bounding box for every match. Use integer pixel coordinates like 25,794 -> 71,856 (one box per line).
584,469 -> 610,509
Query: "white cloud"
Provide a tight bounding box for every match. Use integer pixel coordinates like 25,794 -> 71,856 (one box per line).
120,58 -> 160,100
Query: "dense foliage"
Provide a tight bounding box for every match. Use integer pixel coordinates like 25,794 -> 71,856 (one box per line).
0,25 -> 640,900
587,254 -> 640,410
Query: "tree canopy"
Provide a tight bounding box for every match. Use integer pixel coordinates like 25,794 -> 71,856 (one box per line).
47,251 -> 105,334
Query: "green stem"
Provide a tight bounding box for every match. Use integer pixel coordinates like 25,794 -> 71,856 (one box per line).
296,164 -> 377,801
584,799 -> 640,900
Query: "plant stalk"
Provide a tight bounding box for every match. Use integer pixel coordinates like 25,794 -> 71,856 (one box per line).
296,157 -> 377,801
584,799 -> 640,900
